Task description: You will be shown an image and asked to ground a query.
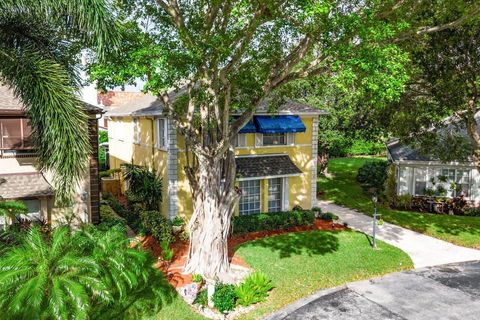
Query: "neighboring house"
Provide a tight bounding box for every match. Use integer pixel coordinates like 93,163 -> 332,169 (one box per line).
0,85 -> 102,225
387,139 -> 480,202
106,93 -> 326,220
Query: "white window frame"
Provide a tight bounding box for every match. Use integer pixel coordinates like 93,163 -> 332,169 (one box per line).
239,180 -> 261,215
256,132 -> 295,147
412,166 -> 473,198
268,178 -> 283,212
235,133 -> 247,148
156,118 -> 168,149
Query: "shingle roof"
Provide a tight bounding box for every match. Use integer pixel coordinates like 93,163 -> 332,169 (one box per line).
0,85 -> 103,114
0,173 -> 54,200
106,89 -> 326,117
236,155 -> 302,179
386,140 -> 435,161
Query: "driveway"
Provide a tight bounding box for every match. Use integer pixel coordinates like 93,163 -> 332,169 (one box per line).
266,261 -> 480,320
319,200 -> 480,268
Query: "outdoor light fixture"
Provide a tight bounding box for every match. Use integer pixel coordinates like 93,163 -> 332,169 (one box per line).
372,193 -> 378,249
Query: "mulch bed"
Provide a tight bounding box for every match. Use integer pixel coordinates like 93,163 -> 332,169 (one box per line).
139,218 -> 346,288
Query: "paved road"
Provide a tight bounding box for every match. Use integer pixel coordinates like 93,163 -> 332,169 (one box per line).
266,261 -> 480,320
319,200 -> 480,268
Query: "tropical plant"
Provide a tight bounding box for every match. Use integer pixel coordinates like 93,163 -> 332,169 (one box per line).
0,200 -> 27,222
194,289 -> 208,307
172,216 -> 185,227
235,272 -> 274,307
192,274 -> 203,284
0,0 -> 118,204
160,240 -> 174,262
0,225 -> 171,319
123,163 -> 162,210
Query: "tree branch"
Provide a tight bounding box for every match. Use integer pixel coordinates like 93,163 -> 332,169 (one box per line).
156,0 -> 195,47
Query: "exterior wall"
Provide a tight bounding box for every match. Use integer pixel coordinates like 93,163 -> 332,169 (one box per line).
0,116 -> 99,226
395,162 -> 480,203
108,116 -> 170,215
175,115 -> 318,220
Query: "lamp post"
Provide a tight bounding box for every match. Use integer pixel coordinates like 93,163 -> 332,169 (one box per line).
372,193 -> 378,249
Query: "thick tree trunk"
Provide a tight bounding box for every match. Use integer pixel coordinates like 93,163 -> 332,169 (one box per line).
183,155 -> 238,282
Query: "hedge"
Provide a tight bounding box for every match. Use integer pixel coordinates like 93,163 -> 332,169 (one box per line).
232,210 -> 315,235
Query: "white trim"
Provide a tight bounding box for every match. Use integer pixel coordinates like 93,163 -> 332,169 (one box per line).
167,119 -> 178,220
282,177 -> 289,211
310,116 -> 319,208
237,173 -> 302,181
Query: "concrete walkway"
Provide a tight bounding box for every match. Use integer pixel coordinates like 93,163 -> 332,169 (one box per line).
319,200 -> 480,268
266,261 -> 480,320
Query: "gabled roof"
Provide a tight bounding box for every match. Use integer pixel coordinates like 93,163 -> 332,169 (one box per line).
236,154 -> 302,179
386,139 -> 435,162
0,85 -> 103,115
0,173 -> 54,200
106,90 -> 326,117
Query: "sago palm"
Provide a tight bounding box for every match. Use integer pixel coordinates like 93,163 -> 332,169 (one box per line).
0,0 -> 118,203
0,226 -> 109,319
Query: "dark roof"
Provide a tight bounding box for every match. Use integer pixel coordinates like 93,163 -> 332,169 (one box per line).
0,173 -> 54,199
236,155 -> 302,178
106,88 -> 326,117
386,140 -> 435,161
0,85 -> 103,115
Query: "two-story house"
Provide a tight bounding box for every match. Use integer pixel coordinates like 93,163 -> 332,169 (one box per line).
0,85 -> 102,225
106,93 -> 325,220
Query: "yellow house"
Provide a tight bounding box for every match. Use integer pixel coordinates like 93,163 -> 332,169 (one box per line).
106,93 -> 325,220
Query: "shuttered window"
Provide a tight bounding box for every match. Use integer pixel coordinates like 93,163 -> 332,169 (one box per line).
0,118 -> 32,150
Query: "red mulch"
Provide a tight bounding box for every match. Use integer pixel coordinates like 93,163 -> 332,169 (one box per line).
139,219 -> 345,288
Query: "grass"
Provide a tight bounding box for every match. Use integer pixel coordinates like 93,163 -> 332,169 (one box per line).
235,230 -> 412,319
318,157 -> 480,249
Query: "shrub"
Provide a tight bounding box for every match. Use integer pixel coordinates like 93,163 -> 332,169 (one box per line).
212,283 -> 236,313
179,230 -> 189,241
235,272 -> 274,307
396,194 -> 413,210
356,160 -> 389,193
384,165 -> 397,207
99,205 -> 127,229
292,205 -> 304,211
320,212 -> 338,221
194,289 -> 208,307
160,240 -> 174,261
311,207 -> 322,213
232,210 -> 315,235
141,210 -> 173,244
464,207 -> 480,217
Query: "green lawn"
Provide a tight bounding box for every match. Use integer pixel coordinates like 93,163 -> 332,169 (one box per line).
318,157 -> 480,249
235,230 -> 412,319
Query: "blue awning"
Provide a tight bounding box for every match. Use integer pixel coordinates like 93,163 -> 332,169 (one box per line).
232,116 -> 257,133
254,115 -> 306,134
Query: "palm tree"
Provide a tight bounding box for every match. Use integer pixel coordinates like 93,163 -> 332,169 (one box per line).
0,226 -> 108,319
0,200 -> 27,223
0,0 -> 118,204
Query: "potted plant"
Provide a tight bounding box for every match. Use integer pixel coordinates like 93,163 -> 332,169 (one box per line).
172,216 -> 185,234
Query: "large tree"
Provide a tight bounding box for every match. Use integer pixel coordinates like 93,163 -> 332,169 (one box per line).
0,0 -> 118,203
387,12 -> 480,167
89,0 -> 479,281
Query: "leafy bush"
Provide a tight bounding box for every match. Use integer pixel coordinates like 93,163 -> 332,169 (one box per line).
464,207 -> 480,217
233,210 -> 315,235
320,212 -> 338,221
102,193 -> 143,232
396,194 -> 413,210
194,289 -> 208,307
160,240 -> 174,261
235,272 -> 274,307
311,207 -> 322,213
141,210 -> 173,244
179,230 -> 189,241
100,168 -> 122,178
123,163 -> 162,210
356,160 -> 389,193
0,225 -> 170,320
384,165 -> 397,207
212,283 -> 236,313
99,205 -> 127,229
348,140 -> 385,156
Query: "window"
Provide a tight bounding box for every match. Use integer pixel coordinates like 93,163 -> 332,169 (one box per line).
0,118 -> 32,150
413,167 -> 427,195
456,169 -> 471,197
235,133 -> 247,147
133,118 -> 140,144
239,180 -> 261,215
268,178 -> 283,212
262,133 -> 286,146
22,199 -> 41,221
156,118 -> 167,149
